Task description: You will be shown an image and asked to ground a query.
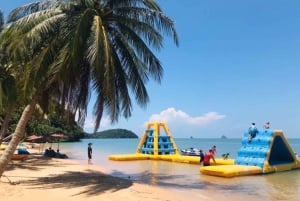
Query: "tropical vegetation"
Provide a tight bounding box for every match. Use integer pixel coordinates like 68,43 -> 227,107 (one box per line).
0,0 -> 178,177
0,107 -> 85,141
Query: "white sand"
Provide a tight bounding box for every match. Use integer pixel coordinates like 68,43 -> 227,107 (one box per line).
0,147 -> 214,201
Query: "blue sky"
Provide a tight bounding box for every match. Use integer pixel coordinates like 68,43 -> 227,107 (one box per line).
2,0 -> 300,138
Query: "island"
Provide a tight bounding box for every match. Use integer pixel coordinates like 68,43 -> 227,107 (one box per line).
84,128 -> 138,139
221,135 -> 228,139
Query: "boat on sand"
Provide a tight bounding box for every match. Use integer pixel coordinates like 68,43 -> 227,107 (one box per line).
11,154 -> 28,160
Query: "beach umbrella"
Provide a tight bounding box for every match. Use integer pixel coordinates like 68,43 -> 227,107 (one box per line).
49,133 -> 68,150
25,135 -> 49,153
26,135 -> 46,142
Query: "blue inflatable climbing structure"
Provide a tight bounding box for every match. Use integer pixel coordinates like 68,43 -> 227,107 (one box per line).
200,128 -> 300,177
235,129 -> 299,173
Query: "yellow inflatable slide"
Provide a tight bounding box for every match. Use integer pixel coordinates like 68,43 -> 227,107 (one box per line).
109,121 -> 231,165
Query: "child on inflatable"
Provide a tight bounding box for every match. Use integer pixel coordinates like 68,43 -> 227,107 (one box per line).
248,123 -> 258,142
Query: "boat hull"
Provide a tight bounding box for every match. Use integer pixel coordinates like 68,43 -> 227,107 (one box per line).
11,154 -> 28,160
180,148 -> 202,156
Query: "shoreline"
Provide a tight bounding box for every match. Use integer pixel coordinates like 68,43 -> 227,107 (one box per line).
0,147 -> 212,201
1,139 -> 298,201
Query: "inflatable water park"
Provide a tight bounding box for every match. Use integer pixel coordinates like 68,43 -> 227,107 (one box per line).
109,121 -> 300,177
109,121 -> 233,165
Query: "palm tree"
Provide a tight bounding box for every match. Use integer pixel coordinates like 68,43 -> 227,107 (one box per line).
0,69 -> 18,144
0,10 -> 3,33
0,0 -> 179,177
0,10 -> 19,144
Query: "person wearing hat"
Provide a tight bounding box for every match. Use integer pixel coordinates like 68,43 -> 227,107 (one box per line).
88,143 -> 93,164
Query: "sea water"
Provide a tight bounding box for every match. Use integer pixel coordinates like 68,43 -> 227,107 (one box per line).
58,138 -> 300,201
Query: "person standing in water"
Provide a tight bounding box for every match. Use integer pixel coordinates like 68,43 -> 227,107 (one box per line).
211,145 -> 217,156
199,149 -> 204,165
203,149 -> 216,166
88,143 -> 93,164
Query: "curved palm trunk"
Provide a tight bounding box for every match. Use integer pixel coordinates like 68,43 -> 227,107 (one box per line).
0,103 -> 15,145
0,98 -> 37,177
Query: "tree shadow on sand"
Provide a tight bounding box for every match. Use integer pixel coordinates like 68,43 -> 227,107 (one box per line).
3,155 -> 132,196
5,154 -> 70,172
21,170 -> 133,196
109,169 -> 248,192
4,155 -> 247,195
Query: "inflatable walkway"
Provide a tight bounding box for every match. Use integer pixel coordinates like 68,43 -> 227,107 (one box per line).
109,122 -> 231,165
200,129 -> 300,177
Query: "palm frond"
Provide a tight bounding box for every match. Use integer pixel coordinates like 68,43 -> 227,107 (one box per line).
7,1 -> 61,23
0,0 -> 179,133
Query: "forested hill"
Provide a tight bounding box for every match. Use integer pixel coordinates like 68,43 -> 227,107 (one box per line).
84,129 -> 139,138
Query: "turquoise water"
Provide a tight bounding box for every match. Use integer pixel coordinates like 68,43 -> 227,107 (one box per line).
58,138 -> 300,200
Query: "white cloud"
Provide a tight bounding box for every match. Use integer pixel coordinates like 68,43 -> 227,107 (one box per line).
148,107 -> 226,126
83,115 -> 111,132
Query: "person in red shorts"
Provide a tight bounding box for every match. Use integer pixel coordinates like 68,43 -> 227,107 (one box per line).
203,149 -> 216,166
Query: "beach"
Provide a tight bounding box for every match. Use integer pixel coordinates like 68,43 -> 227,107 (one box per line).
2,138 -> 300,201
0,147 -> 210,201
